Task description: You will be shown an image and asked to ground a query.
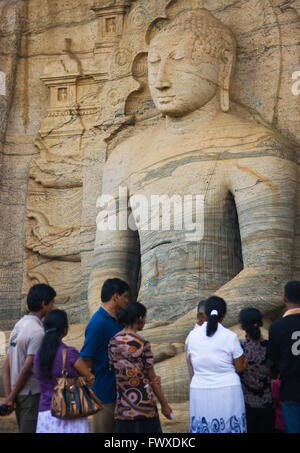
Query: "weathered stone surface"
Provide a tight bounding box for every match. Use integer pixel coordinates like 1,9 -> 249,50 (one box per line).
0,0 -> 299,432
0,1 -> 28,326
89,2 -> 300,330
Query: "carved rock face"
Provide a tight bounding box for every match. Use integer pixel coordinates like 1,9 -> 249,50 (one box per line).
148,28 -> 220,117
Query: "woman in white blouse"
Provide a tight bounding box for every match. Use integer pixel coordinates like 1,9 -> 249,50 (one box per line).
186,296 -> 247,433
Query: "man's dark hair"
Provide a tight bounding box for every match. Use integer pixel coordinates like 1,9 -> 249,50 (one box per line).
27,284 -> 56,312
101,278 -> 129,303
284,281 -> 300,305
197,299 -> 206,313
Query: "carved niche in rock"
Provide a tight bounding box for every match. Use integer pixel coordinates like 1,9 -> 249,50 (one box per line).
40,52 -> 84,138
92,0 -> 133,49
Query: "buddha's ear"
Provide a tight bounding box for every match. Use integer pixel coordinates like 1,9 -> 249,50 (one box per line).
219,48 -> 235,112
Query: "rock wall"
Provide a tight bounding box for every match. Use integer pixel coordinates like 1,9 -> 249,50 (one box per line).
0,0 -> 27,329
0,0 -> 107,328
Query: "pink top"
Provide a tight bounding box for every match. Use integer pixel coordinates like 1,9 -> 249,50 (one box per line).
272,379 -> 285,431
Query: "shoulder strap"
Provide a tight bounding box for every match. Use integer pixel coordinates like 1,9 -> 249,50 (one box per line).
61,346 -> 68,375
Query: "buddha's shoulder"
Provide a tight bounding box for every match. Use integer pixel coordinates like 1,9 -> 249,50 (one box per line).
106,110 -> 297,163
210,110 -> 297,154
107,123 -> 162,162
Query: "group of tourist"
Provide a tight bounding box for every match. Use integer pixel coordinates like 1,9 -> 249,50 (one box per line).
186,280 -> 300,434
1,279 -> 300,434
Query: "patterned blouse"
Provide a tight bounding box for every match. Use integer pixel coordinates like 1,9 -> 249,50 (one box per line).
108,332 -> 158,420
240,338 -> 273,409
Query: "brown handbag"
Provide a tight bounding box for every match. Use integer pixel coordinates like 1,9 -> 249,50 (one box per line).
51,347 -> 103,420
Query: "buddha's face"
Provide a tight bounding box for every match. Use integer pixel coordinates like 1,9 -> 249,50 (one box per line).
148,29 -> 221,117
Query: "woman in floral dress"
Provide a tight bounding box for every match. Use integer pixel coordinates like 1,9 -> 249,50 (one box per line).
108,302 -> 172,433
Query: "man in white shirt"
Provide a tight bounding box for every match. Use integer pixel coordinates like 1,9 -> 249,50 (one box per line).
1,284 -> 56,432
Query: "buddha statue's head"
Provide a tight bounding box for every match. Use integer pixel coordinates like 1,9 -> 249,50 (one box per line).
148,9 -> 236,117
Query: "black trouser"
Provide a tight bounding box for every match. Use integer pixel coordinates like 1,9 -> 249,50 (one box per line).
116,416 -> 162,434
245,404 -> 275,433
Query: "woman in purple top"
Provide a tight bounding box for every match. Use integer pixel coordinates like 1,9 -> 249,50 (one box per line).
34,309 -> 94,433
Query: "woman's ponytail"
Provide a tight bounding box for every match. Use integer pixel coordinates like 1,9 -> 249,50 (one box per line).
239,307 -> 262,341
205,297 -> 227,337
38,309 -> 68,380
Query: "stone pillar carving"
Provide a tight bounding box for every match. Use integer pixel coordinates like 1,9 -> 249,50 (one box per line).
0,1 -> 27,329
24,52 -> 84,322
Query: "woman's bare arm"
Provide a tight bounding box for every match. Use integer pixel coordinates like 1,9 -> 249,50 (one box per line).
185,344 -> 194,381
73,357 -> 95,386
2,355 -> 11,397
147,366 -> 172,419
233,354 -> 247,374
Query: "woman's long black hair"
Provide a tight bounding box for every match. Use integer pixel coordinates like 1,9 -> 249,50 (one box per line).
38,309 -> 68,380
205,296 -> 227,337
239,307 -> 262,341
117,302 -> 147,328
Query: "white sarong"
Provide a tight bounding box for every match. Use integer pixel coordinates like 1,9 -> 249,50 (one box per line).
36,410 -> 89,433
189,385 -> 247,433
